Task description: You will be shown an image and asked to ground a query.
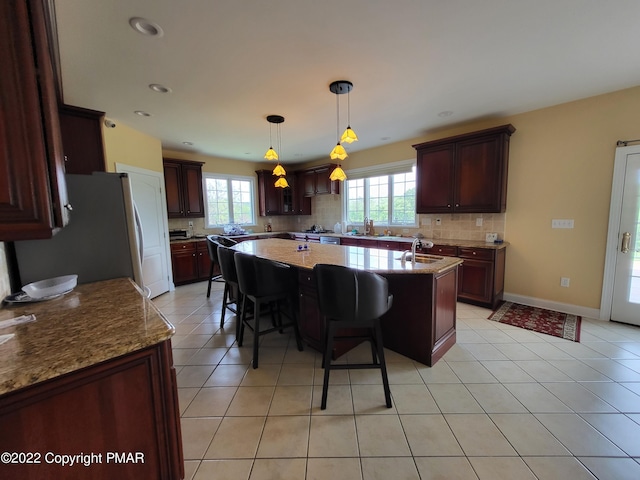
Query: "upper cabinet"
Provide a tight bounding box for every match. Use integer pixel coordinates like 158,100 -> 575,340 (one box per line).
163,159 -> 205,218
59,104 -> 106,175
303,165 -> 340,197
413,124 -> 515,213
255,170 -> 311,217
0,0 -> 70,241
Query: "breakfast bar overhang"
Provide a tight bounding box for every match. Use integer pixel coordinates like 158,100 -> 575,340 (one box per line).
234,238 -> 463,366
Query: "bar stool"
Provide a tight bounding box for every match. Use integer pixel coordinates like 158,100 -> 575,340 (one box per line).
313,263 -> 393,410
216,245 -> 241,333
206,235 -> 237,298
234,252 -> 304,369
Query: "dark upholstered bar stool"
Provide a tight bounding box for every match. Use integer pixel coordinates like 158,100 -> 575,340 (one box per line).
206,235 -> 237,298
234,252 -> 303,369
313,263 -> 393,410
216,245 -> 242,333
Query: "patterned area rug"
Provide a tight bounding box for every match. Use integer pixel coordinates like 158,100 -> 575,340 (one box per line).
488,302 -> 581,342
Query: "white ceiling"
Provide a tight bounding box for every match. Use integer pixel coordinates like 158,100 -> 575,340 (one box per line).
54,0 -> 640,164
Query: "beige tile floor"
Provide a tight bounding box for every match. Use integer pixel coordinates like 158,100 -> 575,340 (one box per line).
154,281 -> 640,480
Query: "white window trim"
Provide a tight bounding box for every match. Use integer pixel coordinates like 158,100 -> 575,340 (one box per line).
341,159 -> 417,227
202,172 -> 257,228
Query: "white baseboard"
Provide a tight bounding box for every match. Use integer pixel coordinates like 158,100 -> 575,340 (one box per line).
503,292 -> 600,320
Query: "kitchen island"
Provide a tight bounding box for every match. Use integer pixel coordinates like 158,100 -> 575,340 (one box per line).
0,278 -> 183,480
234,238 -> 463,366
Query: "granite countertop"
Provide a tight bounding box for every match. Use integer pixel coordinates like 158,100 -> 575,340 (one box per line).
0,278 -> 174,396
233,238 -> 463,274
173,231 -> 508,250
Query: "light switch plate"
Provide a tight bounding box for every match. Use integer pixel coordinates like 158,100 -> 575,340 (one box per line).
485,232 -> 498,242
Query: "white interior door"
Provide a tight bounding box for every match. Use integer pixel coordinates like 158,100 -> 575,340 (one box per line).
116,163 -> 172,298
603,146 -> 640,325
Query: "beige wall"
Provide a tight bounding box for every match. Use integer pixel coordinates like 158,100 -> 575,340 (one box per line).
106,85 -> 640,312
103,122 -> 164,173
343,85 -> 640,310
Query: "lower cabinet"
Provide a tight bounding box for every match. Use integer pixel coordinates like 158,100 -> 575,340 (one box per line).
422,244 -> 505,309
457,247 -> 505,310
0,341 -> 183,480
170,240 -> 215,285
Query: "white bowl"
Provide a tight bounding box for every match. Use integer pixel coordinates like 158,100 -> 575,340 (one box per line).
22,275 -> 78,299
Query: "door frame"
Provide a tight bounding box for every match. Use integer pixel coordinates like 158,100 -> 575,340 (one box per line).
600,144 -> 640,321
115,162 -> 174,293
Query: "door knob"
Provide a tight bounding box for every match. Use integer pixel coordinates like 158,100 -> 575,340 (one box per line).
621,232 -> 631,253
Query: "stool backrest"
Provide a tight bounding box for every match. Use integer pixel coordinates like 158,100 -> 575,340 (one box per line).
314,264 -> 392,322
234,252 -> 295,297
216,245 -> 238,283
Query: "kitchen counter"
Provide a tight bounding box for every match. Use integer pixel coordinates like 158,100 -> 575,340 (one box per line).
0,277 -> 174,396
234,238 -> 463,274
0,278 -> 183,479
234,238 -> 460,366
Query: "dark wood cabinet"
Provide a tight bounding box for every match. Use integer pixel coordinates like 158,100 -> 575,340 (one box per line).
163,159 -> 205,218
256,170 -> 311,216
59,104 -> 106,174
0,340 -> 183,480
0,0 -> 70,241
256,170 -> 282,216
302,165 -> 340,196
414,124 -> 515,213
170,240 -> 214,285
457,247 -> 505,309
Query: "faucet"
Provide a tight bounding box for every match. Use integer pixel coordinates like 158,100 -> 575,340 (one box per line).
364,216 -> 370,235
400,238 -> 434,265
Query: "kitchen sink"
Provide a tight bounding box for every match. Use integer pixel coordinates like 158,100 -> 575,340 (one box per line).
397,253 -> 444,264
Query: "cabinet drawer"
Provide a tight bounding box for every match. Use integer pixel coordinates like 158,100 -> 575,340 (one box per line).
428,245 -> 458,256
170,241 -> 196,253
378,240 -> 405,251
458,247 -> 494,261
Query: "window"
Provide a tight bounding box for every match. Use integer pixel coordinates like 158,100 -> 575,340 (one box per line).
203,173 -> 255,227
343,161 -> 416,227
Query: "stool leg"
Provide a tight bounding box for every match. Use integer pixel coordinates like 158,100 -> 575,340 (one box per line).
321,321 -> 336,410
369,327 -> 379,365
238,295 -> 248,347
220,283 -> 229,328
252,299 -> 261,369
289,298 -> 303,351
206,262 -> 214,298
235,292 -> 243,341
374,319 -> 392,408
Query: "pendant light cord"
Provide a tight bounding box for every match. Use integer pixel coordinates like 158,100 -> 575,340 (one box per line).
336,90 -> 340,142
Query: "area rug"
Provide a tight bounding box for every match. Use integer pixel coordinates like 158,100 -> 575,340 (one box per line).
488,302 -> 581,342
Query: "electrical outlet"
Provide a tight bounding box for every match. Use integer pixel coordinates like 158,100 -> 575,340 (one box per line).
485,232 -> 498,242
476,217 -> 483,227
435,218 -> 442,226
560,277 -> 570,287
552,219 -> 574,229
188,221 -> 193,227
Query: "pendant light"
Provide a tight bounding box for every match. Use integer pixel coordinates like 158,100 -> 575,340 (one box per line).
340,82 -> 358,144
265,115 -> 288,188
329,80 -> 355,181
264,115 -> 282,161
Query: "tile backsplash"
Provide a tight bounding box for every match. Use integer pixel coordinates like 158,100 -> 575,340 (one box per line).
168,194 -> 506,241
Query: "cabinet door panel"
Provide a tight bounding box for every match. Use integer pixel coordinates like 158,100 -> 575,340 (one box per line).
163,163 -> 183,217
171,251 -> 198,284
416,145 -> 454,213
182,164 -> 204,217
458,259 -> 493,304
455,136 -> 501,212
303,171 -> 316,196
0,0 -> 69,240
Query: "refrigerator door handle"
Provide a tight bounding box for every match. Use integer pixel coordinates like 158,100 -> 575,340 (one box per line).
133,203 -> 144,261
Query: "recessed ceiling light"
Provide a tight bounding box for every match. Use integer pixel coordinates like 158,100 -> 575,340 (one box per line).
381,136 -> 391,141
182,142 -> 193,146
129,17 -> 164,37
134,110 -> 151,117
149,84 -> 171,93
438,110 -> 454,117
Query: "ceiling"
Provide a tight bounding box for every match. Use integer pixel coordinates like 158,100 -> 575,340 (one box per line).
53,0 -> 640,164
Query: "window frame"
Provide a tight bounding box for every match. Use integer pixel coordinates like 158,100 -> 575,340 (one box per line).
202,173 -> 256,228
342,159 -> 417,228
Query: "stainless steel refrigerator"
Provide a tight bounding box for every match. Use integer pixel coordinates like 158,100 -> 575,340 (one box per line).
14,172 -> 145,291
